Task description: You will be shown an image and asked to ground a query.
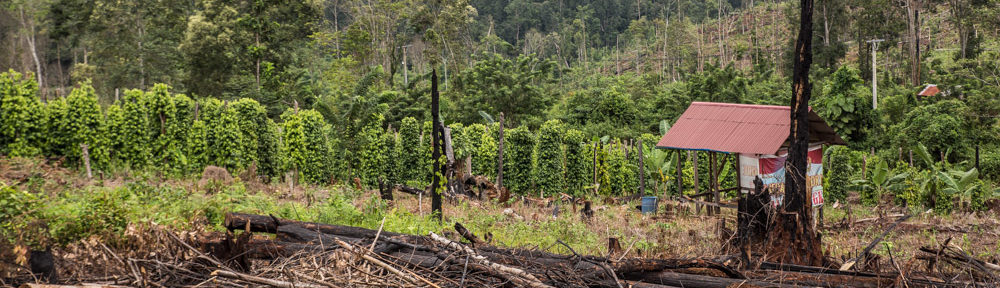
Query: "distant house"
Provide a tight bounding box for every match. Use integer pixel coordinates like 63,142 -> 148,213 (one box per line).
656,102 -> 845,207
918,84 -> 940,97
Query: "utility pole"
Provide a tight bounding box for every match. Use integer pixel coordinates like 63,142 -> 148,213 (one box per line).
401,45 -> 411,86
866,39 -> 884,109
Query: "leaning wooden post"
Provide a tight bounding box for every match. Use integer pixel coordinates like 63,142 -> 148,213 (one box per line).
80,143 -> 92,179
496,112 -> 505,190
430,69 -> 443,223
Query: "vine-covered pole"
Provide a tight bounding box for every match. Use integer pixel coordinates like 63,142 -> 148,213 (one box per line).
431,69 -> 443,223
496,113 -> 505,190
637,138 -> 645,197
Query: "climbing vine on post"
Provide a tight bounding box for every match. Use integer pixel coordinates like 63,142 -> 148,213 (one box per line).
210,102 -> 243,171
357,113 -> 388,187
397,117 -> 422,184
502,125 -> 536,194
281,109 -> 332,184
64,82 -> 105,167
535,119 -> 565,196
563,129 -> 588,196
119,89 -> 151,167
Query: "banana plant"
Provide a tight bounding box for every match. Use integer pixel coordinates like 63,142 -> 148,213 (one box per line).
851,160 -> 909,205
942,168 -> 980,210
643,145 -> 676,196
913,143 -> 974,213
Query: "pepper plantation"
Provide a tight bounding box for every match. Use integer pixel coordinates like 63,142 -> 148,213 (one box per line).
0,69 -> 696,199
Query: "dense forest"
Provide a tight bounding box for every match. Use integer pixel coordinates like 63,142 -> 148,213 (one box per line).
1,0 -> 999,212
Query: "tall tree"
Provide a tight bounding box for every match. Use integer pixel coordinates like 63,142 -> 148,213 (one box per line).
770,0 -> 822,266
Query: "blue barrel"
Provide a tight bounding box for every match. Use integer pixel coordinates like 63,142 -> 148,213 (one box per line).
641,196 -> 658,214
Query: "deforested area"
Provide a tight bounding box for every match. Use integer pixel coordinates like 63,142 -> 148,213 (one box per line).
2,0 -> 1000,287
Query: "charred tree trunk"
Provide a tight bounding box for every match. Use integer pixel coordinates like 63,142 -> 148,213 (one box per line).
431,69 -> 443,223
768,0 -> 823,266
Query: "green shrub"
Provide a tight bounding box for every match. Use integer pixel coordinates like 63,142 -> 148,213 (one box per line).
119,89 -> 152,166
186,118 -> 209,172
102,104 -> 125,166
448,123 -> 467,160
603,141 -> 635,196
231,98 -> 267,169
824,146 -> 853,202
65,82 -> 106,167
0,70 -> 45,157
970,179 -> 990,212
980,150 -> 1000,181
397,117 -> 422,183
258,119 -> 281,179
535,120 -> 565,196
44,97 -> 71,157
357,113 -> 388,187
210,103 -> 244,170
281,109 -> 332,184
0,184 -> 43,246
145,84 -> 188,170
381,126 -> 398,185
503,126 -> 535,194
468,123 -> 497,179
564,129 -> 589,195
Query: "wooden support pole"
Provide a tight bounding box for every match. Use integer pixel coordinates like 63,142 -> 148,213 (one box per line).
80,143 -> 92,179
909,149 -> 913,167
676,150 -> 683,197
692,151 -> 701,214
708,152 -> 715,216
712,152 -> 720,215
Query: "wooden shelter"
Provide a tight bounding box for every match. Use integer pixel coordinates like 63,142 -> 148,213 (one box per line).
655,102 -> 845,213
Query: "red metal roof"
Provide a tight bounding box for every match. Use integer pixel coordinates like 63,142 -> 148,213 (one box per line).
918,84 -> 939,96
656,102 -> 845,155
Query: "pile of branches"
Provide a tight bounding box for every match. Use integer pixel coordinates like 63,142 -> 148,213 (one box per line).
14,213 -> 997,287
208,213 -> 993,288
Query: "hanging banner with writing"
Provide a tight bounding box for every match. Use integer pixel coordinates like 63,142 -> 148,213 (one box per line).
738,146 -> 824,207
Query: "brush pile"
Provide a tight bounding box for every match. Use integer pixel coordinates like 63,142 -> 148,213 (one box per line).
10,212 -> 998,288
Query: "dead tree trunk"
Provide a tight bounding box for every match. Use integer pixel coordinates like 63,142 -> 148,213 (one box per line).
431,69 -> 443,223
768,0 -> 823,266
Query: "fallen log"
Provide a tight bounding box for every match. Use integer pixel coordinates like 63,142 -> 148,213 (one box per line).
225,212 -> 409,240
218,212 -> 973,288
454,222 -> 485,245
627,271 -> 797,288
211,269 -> 324,288
429,232 -> 555,288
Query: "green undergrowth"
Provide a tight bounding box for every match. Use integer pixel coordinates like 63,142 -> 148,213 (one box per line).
1,177 -> 617,255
